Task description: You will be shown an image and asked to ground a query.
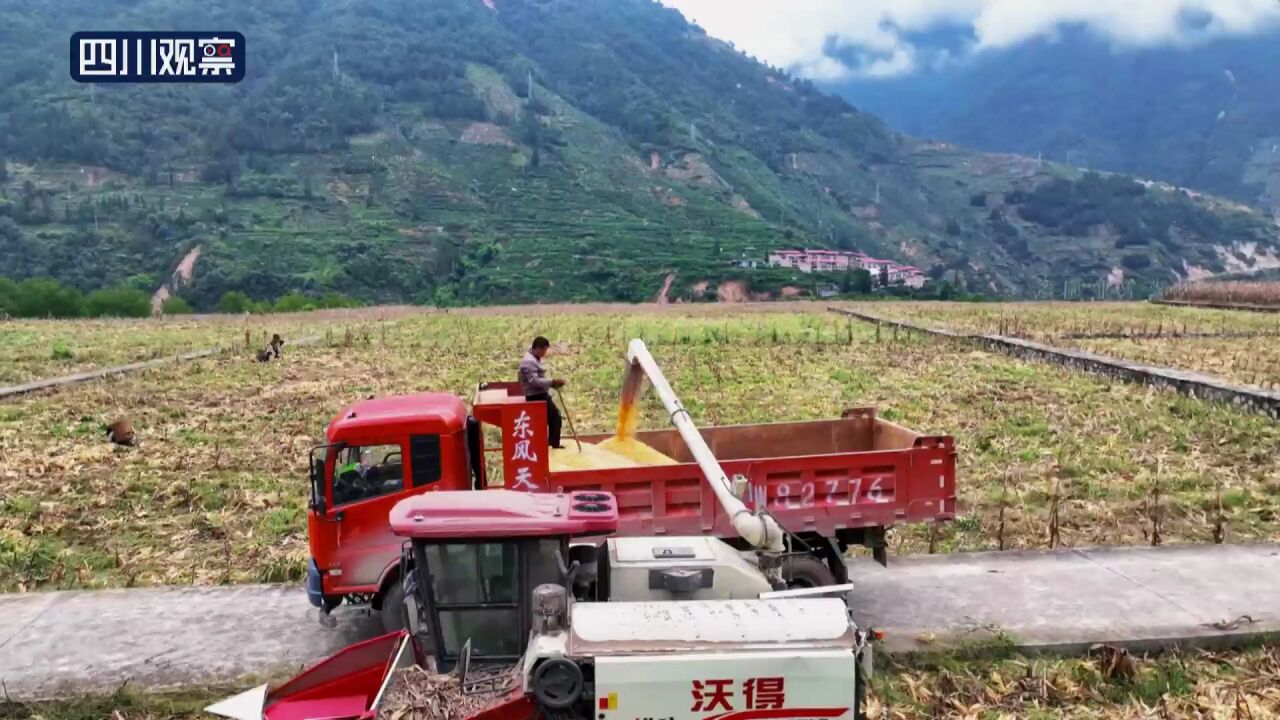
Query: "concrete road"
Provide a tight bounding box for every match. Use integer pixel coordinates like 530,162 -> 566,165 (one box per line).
0,584 -> 380,701
1,544 -> 1277,701
848,543 -> 1280,654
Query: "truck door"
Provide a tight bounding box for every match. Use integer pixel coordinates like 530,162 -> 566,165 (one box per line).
327,435 -> 444,591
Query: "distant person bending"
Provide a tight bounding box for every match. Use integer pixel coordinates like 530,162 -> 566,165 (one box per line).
518,336 -> 565,449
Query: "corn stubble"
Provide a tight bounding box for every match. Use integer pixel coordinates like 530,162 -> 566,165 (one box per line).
1165,281 -> 1280,308
0,308 -> 1276,594
856,300 -> 1280,388
867,646 -> 1280,719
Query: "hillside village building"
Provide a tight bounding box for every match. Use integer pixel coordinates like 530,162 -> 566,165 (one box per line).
766,249 -> 927,288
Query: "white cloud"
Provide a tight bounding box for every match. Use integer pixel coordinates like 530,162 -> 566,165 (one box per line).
662,0 -> 1280,78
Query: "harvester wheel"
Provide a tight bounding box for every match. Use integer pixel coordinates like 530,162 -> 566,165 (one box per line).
532,658 -> 585,709
380,581 -> 407,634
781,555 -> 836,589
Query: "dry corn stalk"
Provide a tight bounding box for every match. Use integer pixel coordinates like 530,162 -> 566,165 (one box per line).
378,666 -> 511,720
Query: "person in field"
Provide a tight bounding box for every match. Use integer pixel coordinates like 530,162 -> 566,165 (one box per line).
518,336 -> 565,449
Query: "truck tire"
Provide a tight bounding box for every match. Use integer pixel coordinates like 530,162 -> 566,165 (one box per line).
380,580 -> 407,634
781,555 -> 836,589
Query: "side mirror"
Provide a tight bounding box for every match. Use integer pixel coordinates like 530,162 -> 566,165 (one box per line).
308,447 -> 330,514
309,469 -> 328,514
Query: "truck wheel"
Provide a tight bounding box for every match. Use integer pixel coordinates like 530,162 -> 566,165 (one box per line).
380,581 -> 407,634
781,555 -> 836,589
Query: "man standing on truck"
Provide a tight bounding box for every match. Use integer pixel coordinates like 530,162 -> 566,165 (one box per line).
518,336 -> 565,449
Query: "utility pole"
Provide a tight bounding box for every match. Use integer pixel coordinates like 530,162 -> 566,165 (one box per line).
690,121 -> 698,145
874,181 -> 880,205
333,48 -> 340,79
527,69 -> 534,104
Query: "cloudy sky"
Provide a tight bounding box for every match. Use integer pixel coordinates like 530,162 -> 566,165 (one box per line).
661,0 -> 1280,79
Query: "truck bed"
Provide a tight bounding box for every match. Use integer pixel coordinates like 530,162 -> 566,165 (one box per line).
547,408 -> 955,542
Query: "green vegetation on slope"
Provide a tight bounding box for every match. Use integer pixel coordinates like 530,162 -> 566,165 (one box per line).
1,0 -> 1276,306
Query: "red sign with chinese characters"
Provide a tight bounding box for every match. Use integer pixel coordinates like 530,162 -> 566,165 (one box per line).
502,401 -> 549,492
688,678 -> 846,720
692,677 -> 785,713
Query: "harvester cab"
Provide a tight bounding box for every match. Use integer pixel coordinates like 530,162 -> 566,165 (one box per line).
393,489 -> 619,669
392,489 -> 831,671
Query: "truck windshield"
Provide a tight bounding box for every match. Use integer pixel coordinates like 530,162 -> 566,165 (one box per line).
332,444 -> 404,506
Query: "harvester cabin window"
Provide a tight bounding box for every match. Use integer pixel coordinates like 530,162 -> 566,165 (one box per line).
410,434 -> 442,487
425,542 -> 521,658
332,444 -> 405,506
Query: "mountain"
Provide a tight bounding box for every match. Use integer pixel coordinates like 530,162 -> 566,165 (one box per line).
0,0 -> 1277,307
834,28 -> 1280,215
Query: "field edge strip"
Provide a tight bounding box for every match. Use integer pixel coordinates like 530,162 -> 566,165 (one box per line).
0,335 -> 324,400
1150,299 -> 1280,314
827,306 -> 1280,420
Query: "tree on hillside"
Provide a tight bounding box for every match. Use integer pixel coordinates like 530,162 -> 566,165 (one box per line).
274,292 -> 316,313
86,287 -> 152,317
318,292 -> 363,309
161,296 -> 194,315
13,278 -> 84,318
841,268 -> 872,295
0,277 -> 17,316
879,266 -> 889,288
217,290 -> 254,314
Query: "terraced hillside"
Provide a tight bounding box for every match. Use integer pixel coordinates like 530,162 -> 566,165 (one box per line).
1,0 -> 1277,307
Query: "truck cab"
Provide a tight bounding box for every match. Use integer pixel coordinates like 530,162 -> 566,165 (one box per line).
306,392 -> 477,626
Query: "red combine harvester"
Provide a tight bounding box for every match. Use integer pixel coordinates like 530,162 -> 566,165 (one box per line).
306,339 -> 956,630
210,489 -> 874,720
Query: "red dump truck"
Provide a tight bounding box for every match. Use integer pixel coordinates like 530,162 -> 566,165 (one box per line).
306,341 -> 956,631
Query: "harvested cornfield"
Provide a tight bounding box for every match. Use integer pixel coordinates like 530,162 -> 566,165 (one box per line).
0,307 -> 419,385
2,309 -> 1277,592
1163,280 -> 1280,308
850,301 -> 1280,341
1074,335 -> 1280,389
869,646 -> 1280,719
854,300 -> 1280,388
